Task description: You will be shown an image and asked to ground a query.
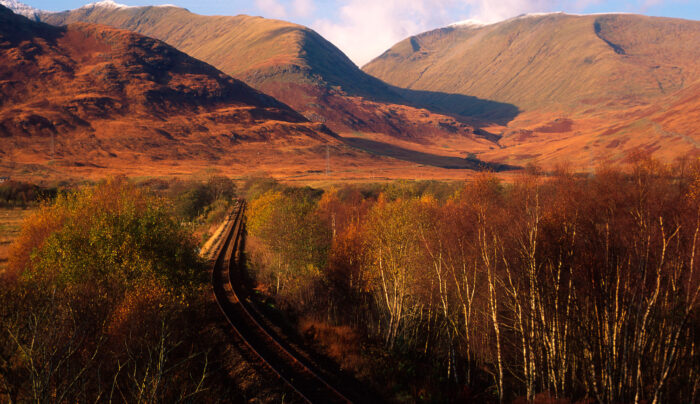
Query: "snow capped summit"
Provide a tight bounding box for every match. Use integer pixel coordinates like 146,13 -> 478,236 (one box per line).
448,12 -> 634,29
81,0 -> 132,10
0,0 -> 46,20
516,11 -> 566,18
448,12 -> 567,29
448,19 -> 488,28
447,12 -> 567,29
79,1 -> 181,10
515,11 -> 632,18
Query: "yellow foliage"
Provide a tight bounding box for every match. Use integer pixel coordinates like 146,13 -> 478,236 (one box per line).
6,203 -> 66,281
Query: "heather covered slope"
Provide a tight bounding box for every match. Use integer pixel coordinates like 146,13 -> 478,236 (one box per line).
0,5 -> 344,176
40,2 -> 511,143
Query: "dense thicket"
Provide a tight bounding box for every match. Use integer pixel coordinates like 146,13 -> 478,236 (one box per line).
245,159 -> 700,403
0,179 -> 213,402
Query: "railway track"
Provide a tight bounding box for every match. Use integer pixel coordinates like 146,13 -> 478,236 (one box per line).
211,200 -> 355,404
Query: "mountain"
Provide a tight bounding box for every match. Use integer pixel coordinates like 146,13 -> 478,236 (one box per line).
364,13 -> 700,166
38,1 -> 502,146
0,4 -> 347,178
0,0 -> 42,20
364,13 -> 700,113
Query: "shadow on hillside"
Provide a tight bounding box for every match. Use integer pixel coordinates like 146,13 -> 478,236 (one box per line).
0,5 -> 65,46
341,75 -> 520,127
342,137 -> 518,171
312,55 -> 521,127
395,87 -> 521,127
341,75 -> 521,127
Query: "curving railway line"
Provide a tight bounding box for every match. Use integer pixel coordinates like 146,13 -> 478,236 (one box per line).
211,200 -> 357,404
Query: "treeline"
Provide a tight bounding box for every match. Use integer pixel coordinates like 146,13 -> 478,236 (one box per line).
137,175 -> 238,247
0,181 -> 58,208
0,175 -> 237,218
0,179 -> 231,402
139,175 -> 237,223
245,159 -> 700,403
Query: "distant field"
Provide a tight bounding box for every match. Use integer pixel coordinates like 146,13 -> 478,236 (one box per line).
0,208 -> 32,272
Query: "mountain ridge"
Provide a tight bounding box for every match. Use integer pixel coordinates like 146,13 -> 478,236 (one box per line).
0,4 -> 351,178
0,0 -> 44,20
38,2 -> 510,146
364,13 -> 700,112
5,1 -> 697,172
363,12 -> 700,167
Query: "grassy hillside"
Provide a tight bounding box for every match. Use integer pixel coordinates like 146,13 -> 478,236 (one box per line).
363,13 -> 700,168
364,13 -> 700,113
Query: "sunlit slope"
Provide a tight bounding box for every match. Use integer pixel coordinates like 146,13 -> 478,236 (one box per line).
364,13 -> 700,113
363,13 -> 700,167
46,5 -> 392,99
40,4 -> 496,144
0,5 -> 343,175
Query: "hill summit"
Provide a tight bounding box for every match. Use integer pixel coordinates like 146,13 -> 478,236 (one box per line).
40,2 -> 503,144
364,12 -> 700,166
0,4 -> 344,177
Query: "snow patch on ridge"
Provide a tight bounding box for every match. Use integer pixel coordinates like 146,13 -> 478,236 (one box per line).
517,11 -> 566,18
449,12 -> 634,29
449,19 -> 488,28
80,1 -> 181,10
0,0 -> 49,20
81,0 -> 131,9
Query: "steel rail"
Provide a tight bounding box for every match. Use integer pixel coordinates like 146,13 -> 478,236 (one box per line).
211,200 -> 354,404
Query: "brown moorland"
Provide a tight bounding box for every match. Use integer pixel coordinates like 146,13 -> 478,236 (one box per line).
39,2 -> 506,147
0,4 -> 518,183
2,5 -> 468,182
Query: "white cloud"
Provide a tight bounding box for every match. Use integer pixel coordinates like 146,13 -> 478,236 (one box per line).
641,0 -> 666,10
467,0 -> 554,22
255,0 -> 287,19
255,0 -> 316,19
292,0 -> 315,17
313,0 -> 460,67
574,0 -> 605,9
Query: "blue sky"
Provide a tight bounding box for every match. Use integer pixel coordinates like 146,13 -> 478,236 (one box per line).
20,0 -> 700,66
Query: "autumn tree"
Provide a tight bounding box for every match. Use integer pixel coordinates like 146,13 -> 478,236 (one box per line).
242,162 -> 700,403
0,179 -> 211,403
247,187 -> 331,308
363,195 -> 429,349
